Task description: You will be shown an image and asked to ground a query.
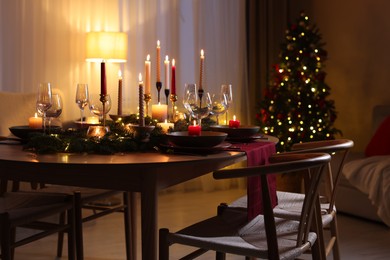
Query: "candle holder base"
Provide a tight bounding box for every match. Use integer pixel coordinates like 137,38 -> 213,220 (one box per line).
126,124 -> 155,142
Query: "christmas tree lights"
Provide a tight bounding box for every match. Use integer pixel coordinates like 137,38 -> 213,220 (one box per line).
256,12 -> 341,152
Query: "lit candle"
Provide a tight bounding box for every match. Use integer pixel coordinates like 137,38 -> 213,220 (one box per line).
199,49 -> 204,90
85,116 -> 100,125
145,54 -> 151,95
139,73 -> 145,126
188,120 -> 201,136
28,113 -> 42,129
156,40 -> 161,82
229,115 -> 240,128
101,62 -> 107,95
151,103 -> 168,122
171,59 -> 176,95
117,70 -> 123,115
164,55 -> 170,90
158,119 -> 174,134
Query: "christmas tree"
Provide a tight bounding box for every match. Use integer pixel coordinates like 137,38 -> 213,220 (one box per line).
256,12 -> 341,152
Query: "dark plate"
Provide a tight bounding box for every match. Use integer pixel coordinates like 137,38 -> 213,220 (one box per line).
166,131 -> 227,148
209,125 -> 260,138
160,142 -> 232,154
9,126 -> 61,140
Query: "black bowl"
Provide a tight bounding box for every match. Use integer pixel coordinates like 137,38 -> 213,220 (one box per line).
209,125 -> 260,138
9,125 -> 61,140
166,131 -> 227,148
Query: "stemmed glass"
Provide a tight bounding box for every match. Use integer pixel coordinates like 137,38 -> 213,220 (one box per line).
209,92 -> 228,125
45,93 -> 63,132
183,83 -> 211,126
89,94 -> 111,122
75,83 -> 89,125
36,83 -> 52,133
220,84 -> 233,124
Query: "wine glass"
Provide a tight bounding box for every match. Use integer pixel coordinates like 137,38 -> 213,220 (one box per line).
209,92 -> 228,125
89,94 -> 111,121
220,84 -> 233,124
183,83 -> 211,126
75,83 -> 89,124
45,93 -> 63,132
36,83 -> 52,133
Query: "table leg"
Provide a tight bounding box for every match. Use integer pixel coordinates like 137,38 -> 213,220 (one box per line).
141,181 -> 158,260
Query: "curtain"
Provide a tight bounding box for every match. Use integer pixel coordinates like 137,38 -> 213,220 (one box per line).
0,0 -> 247,191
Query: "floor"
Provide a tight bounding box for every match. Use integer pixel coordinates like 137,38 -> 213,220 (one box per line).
14,188 -> 390,260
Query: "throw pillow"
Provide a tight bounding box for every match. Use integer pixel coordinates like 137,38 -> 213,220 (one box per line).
365,115 -> 390,157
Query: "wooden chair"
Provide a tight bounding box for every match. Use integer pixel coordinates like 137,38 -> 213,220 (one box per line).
274,139 -> 354,260
0,181 -> 76,260
159,152 -> 330,260
31,185 -> 135,260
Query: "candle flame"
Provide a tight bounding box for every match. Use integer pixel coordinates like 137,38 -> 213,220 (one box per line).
193,120 -> 196,126
164,119 -> 168,123
200,49 -> 204,58
157,40 -> 160,47
146,54 -> 150,61
233,115 -> 236,121
138,73 -> 142,82
165,55 -> 169,61
34,112 -> 38,118
172,59 -> 175,66
118,70 -> 122,78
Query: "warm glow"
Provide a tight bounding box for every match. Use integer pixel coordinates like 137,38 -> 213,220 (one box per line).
172,59 -> 175,66
147,54 -> 150,61
138,73 -> 142,82
118,70 -> 122,78
86,32 -> 128,62
200,49 -> 204,58
157,40 -> 160,48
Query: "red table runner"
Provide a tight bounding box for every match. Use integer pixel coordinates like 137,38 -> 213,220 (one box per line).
234,141 -> 277,220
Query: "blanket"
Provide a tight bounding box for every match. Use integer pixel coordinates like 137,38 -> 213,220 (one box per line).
343,155 -> 390,226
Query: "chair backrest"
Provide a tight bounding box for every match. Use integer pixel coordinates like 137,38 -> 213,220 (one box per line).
214,152 -> 331,259
291,139 -> 354,212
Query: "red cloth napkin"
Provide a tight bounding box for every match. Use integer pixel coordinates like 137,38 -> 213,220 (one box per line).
234,142 -> 277,220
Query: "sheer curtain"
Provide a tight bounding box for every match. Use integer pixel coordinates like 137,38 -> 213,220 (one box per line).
0,0 -> 247,191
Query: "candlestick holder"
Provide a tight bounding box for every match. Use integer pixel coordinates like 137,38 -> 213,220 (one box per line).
170,94 -> 178,122
156,82 -> 162,103
100,94 -> 110,127
198,88 -> 204,109
143,93 -> 152,116
164,89 -> 170,105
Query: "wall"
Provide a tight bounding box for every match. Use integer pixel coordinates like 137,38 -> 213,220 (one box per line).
304,1 -> 390,151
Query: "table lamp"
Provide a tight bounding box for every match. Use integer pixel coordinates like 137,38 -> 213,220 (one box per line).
86,31 -> 128,126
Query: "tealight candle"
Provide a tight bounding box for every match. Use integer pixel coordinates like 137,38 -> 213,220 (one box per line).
188,121 -> 201,136
151,103 -> 168,122
229,115 -> 240,128
85,116 -> 99,125
28,113 -> 42,129
158,119 -> 174,134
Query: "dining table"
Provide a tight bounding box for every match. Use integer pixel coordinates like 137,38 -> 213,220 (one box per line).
0,142 -> 248,260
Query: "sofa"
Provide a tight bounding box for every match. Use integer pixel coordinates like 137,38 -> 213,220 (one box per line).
336,105 -> 390,225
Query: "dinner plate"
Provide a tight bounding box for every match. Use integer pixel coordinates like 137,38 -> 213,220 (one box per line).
9,125 -> 61,140
209,125 -> 261,138
166,131 -> 227,148
160,142 -> 232,154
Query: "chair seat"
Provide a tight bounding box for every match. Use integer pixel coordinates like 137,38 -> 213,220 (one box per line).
166,207 -> 317,259
229,192 -> 335,226
1,192 -> 71,223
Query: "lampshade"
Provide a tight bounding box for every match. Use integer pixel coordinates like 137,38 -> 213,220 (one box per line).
86,32 -> 128,63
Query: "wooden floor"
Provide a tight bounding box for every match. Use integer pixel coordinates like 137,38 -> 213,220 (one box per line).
14,188 -> 390,260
